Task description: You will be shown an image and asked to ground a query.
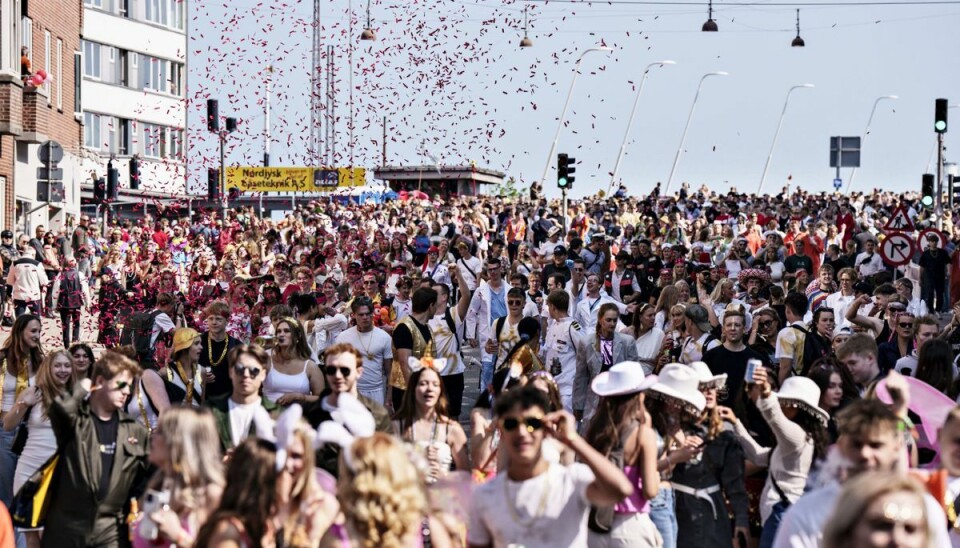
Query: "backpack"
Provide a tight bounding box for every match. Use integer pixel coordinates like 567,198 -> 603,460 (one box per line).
57,270 -> 83,310
788,325 -> 810,377
587,421 -> 640,533
120,310 -> 164,366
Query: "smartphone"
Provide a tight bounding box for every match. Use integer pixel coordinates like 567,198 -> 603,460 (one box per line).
138,489 -> 171,541
745,359 -> 762,383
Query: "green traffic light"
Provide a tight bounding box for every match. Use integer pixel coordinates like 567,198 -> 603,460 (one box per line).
558,177 -> 568,188
936,121 -> 947,132
922,195 -> 934,207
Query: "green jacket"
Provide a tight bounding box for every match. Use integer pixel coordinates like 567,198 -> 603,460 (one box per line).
205,394 -> 280,452
42,384 -> 150,548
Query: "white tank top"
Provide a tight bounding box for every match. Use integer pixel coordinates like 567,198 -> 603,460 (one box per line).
2,367 -> 35,413
263,359 -> 311,403
126,378 -> 160,431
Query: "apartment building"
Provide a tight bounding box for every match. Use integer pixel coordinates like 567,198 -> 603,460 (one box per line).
0,0 -> 83,233
80,0 -> 187,216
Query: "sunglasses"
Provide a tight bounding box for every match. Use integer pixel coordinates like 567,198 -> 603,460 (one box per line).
759,321 -> 773,329
233,365 -> 262,378
501,415 -> 544,433
508,300 -> 524,306
574,267 -> 585,272
324,366 -> 352,377
898,322 -> 914,328
113,381 -> 131,391
363,280 -> 377,285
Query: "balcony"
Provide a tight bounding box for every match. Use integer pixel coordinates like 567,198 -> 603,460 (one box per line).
20,85 -> 50,143
0,73 -> 23,136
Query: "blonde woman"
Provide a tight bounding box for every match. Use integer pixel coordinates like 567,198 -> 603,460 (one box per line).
822,472 -> 935,548
653,286 -> 680,332
321,432 -> 453,548
133,407 -> 224,548
3,350 -> 73,548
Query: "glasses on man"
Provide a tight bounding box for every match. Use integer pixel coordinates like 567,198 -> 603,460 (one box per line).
324,366 -> 352,377
507,299 -> 524,306
233,365 -> 262,378
500,415 -> 544,433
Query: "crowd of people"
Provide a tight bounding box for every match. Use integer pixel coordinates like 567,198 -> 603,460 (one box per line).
2,183 -> 960,547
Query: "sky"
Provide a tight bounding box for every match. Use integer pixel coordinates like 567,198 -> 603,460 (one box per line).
186,0 -> 960,199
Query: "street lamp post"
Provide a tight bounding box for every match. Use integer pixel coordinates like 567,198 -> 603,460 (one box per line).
540,46 -> 612,224
664,71 -> 727,195
846,95 -> 898,193
607,60 -> 675,196
757,83 -> 814,195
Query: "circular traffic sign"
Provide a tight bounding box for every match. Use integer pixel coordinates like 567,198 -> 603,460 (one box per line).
919,228 -> 947,250
880,233 -> 917,267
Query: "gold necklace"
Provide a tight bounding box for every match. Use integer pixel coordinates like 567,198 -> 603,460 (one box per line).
135,381 -> 152,434
171,361 -> 196,406
356,329 -> 375,360
208,333 -> 228,367
502,465 -> 552,528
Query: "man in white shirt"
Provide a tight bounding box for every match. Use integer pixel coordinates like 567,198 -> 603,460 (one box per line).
537,226 -> 563,265
207,344 -> 279,451
566,257 -> 587,316
775,292 -> 810,384
467,385 -> 634,548
774,398 -> 950,548
456,239 -> 483,293
335,297 -> 393,404
543,290 -> 582,411
575,273 -> 628,332
824,267 -> 858,335
430,270 -> 470,418
855,239 -> 884,279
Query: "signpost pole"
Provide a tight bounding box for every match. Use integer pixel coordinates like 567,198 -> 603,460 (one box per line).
937,132 -> 945,230
220,132 -> 227,215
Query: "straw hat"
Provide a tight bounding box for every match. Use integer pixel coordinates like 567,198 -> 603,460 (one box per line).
777,376 -> 829,426
690,361 -> 727,390
172,328 -> 200,355
591,362 -> 658,397
648,364 -> 706,414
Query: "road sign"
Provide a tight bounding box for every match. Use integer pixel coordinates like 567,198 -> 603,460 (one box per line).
833,178 -> 842,190
919,228 -> 947,250
37,140 -> 63,165
882,205 -> 915,233
830,136 -> 861,168
37,181 -> 65,203
36,167 -> 63,181
880,233 -> 916,267
225,167 -> 365,192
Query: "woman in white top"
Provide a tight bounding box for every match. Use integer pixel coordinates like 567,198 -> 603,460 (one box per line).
159,328 -> 204,408
0,314 -> 44,508
126,366 -> 171,433
623,303 -> 665,375
654,286 -> 681,332
393,365 -> 469,483
722,367 -> 829,548
3,349 -> 74,546
263,317 -> 325,406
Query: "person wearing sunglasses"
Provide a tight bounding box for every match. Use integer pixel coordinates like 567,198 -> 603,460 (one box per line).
878,308 -> 916,374
42,351 -> 150,548
467,385 -> 633,548
303,343 -> 391,477
205,345 -> 279,452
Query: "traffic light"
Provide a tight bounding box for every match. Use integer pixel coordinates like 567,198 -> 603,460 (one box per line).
922,173 -> 935,208
129,157 -> 140,190
93,176 -> 106,203
936,98 -> 948,134
208,168 -> 221,201
207,99 -> 219,132
107,168 -> 119,201
557,153 -> 575,189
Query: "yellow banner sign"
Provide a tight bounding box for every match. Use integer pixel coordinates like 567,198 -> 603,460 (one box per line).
225,167 -> 365,193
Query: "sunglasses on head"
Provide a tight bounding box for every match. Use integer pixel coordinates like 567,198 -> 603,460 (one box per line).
501,415 -> 544,433
233,365 -> 262,378
324,366 -> 352,377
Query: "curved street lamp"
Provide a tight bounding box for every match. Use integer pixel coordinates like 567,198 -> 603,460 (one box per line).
757,83 -> 814,195
607,60 -> 675,195
664,71 -> 727,195
539,47 -> 614,190
846,95 -> 898,192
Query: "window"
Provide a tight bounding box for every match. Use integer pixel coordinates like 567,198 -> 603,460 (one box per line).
144,0 -> 185,30
44,30 -> 50,102
170,128 -> 184,160
169,63 -> 182,96
73,51 -> 81,114
20,16 -> 31,69
56,39 -> 62,109
84,0 -> 103,7
84,112 -> 102,149
82,40 -> 100,79
138,54 -> 180,94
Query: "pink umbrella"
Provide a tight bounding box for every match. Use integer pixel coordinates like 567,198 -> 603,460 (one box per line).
410,190 -> 429,200
876,376 -> 956,467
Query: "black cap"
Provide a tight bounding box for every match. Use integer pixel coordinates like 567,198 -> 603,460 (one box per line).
853,281 -> 872,294
553,245 -> 568,256
0,230 -> 11,238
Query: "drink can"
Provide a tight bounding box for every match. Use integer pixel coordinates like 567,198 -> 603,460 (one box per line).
745,359 -> 761,383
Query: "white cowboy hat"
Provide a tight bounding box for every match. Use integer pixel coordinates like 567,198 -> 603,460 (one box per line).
777,376 -> 829,426
648,364 -> 706,414
690,361 -> 727,390
591,361 -> 658,398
